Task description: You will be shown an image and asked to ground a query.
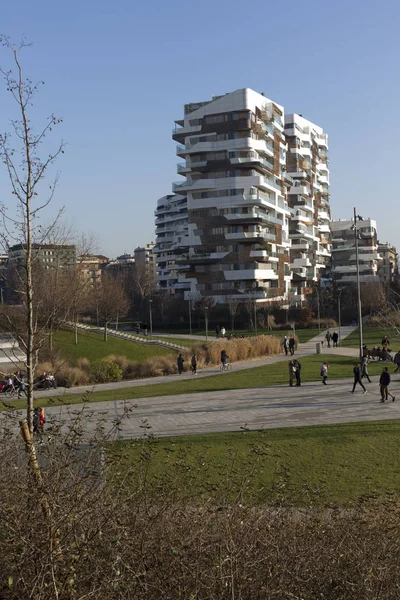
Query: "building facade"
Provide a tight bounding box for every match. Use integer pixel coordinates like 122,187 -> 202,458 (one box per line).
154,194 -> 190,296
134,243 -> 157,278
378,242 -> 398,283
9,243 -> 76,269
78,254 -> 109,286
172,88 -> 292,304
284,114 -> 331,303
331,219 -> 380,284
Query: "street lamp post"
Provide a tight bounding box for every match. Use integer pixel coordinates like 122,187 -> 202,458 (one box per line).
337,288 -> 342,346
352,207 -> 364,359
316,288 -> 321,332
254,300 -> 257,336
149,299 -> 153,339
205,307 -> 208,342
188,297 -> 192,335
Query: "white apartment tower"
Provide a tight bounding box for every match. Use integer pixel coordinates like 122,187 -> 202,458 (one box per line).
284,114 -> 331,301
154,194 -> 190,295
331,218 -> 380,284
172,88 -> 292,304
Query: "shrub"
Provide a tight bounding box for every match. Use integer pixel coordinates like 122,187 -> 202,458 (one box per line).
90,360 -> 123,383
57,366 -> 90,387
76,357 -> 90,372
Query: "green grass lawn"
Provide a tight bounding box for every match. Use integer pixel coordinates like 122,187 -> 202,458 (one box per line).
53,329 -> 175,363
156,328 -> 321,343
112,420 -> 400,506
342,326 -> 400,349
29,353 -> 393,409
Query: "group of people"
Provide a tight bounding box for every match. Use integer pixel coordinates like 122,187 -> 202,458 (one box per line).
282,335 -> 296,356
0,371 -> 26,398
215,325 -> 226,339
323,330 -> 339,348
288,359 -> 302,386
177,349 -> 230,375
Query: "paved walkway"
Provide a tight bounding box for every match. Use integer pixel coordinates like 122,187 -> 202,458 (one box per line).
34,327 -> 358,399
33,374 -> 400,441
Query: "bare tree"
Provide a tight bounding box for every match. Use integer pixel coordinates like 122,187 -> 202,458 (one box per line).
94,274 -> 129,341
0,36 -> 64,431
227,297 -> 241,332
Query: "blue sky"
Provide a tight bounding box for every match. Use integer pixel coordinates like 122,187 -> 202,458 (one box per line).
0,0 -> 399,257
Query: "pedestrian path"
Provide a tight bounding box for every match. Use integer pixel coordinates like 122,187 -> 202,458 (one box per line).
34,325 -> 358,399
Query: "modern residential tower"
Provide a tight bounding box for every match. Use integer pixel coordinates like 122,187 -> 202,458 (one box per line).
172,88 -> 292,304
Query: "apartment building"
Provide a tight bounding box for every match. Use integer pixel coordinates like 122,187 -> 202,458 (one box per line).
134,243 -> 157,278
8,243 -> 76,269
284,114 -> 331,303
378,242 -> 398,283
154,194 -> 190,296
331,218 -> 380,284
78,254 -> 109,286
172,88 -> 292,304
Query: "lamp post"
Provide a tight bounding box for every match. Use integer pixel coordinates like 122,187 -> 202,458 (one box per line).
149,299 -> 153,339
254,299 -> 257,336
316,287 -> 321,332
337,287 -> 343,346
205,307 -> 209,342
188,297 -> 192,335
352,207 -> 364,359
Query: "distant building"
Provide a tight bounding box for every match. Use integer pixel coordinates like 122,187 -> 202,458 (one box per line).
134,243 -> 156,278
106,253 -> 136,277
331,219 -> 380,284
78,254 -> 109,286
154,194 -> 190,296
8,243 -> 76,269
378,242 -> 398,283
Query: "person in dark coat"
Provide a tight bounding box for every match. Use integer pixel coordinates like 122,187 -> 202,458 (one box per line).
191,354 -> 197,375
177,354 -> 185,375
288,336 -> 295,356
379,367 -> 395,402
361,355 -> 371,383
351,363 -> 367,394
292,359 -> 302,386
332,331 -> 339,347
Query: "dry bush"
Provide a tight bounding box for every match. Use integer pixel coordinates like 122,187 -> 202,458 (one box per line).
35,361 -> 55,376
76,357 -> 90,372
309,318 -> 337,329
123,359 -> 141,379
1,425 -> 400,600
56,365 -> 89,387
106,354 -> 129,372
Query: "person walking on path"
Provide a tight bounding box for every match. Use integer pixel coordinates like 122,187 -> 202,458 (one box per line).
282,336 -> 289,356
320,362 -> 328,385
191,354 -> 198,375
394,351 -> 400,373
288,336 -> 295,356
177,354 -> 185,375
325,330 -> 332,348
220,349 -> 229,368
361,355 -> 371,383
352,363 -> 367,394
293,359 -> 302,386
288,360 -> 296,386
379,367 -> 395,402
17,374 -> 27,399
332,331 -> 339,347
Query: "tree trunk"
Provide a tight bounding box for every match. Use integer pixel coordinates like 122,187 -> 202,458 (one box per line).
74,317 -> 78,345
104,321 -> 108,342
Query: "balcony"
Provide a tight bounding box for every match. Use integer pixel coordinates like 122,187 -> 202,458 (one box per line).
225,268 -> 279,281
176,144 -> 186,157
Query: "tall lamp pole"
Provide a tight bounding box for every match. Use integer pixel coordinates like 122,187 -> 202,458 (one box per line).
149,299 -> 153,339
353,207 -> 364,359
188,297 -> 192,335
337,288 -> 342,346
316,288 -> 321,332
205,307 -> 209,342
254,299 -> 257,336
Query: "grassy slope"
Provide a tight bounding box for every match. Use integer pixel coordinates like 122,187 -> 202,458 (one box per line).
31,353 -> 394,408
157,328 -> 321,343
113,420 -> 400,506
53,329 -> 175,363
343,326 -> 400,349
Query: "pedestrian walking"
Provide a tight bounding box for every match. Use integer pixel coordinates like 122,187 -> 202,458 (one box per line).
177,353 -> 185,375
394,351 -> 400,373
292,359 -> 302,386
361,355 -> 371,383
215,325 -> 220,339
325,330 -> 332,348
220,326 -> 226,338
288,360 -> 296,386
379,367 -> 395,402
191,353 -> 197,375
17,374 -> 27,399
332,331 -> 339,347
282,336 -> 289,356
33,407 -> 40,434
39,407 -> 46,433
351,363 -> 367,394
320,361 -> 328,385
288,336 -> 295,356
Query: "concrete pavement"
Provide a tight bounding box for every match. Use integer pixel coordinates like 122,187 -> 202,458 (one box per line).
34,374 -> 400,440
